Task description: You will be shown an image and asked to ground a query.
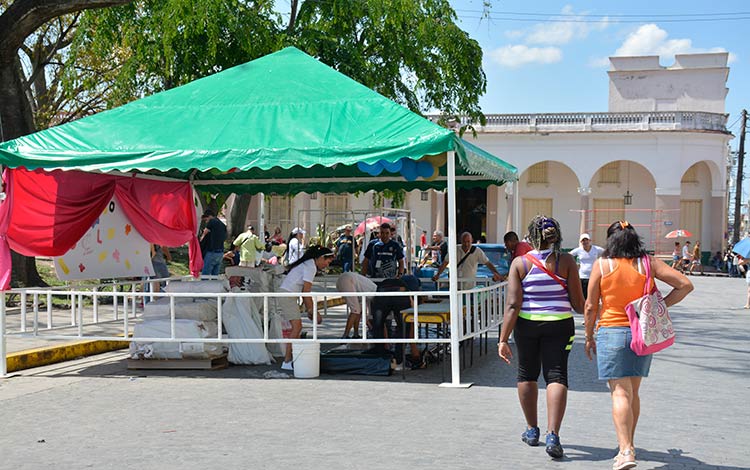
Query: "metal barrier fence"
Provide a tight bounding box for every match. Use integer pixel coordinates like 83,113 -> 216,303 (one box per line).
1,276 -> 506,384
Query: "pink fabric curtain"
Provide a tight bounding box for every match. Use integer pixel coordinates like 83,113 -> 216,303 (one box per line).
0,168 -> 202,290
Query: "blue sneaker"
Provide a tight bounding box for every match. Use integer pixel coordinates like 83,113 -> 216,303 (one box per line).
545,431 -> 564,459
521,426 -> 540,446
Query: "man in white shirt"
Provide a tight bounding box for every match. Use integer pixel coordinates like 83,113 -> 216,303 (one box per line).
569,233 -> 604,299
432,232 -> 503,289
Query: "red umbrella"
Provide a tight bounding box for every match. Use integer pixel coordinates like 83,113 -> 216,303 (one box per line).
354,216 -> 393,236
665,229 -> 693,238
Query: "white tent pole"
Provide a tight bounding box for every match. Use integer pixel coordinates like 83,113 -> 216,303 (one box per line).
441,150 -> 471,388
513,180 -> 520,235
1,292 -> 7,377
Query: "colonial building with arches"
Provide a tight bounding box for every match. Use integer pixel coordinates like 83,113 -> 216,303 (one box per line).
250,53 -> 731,255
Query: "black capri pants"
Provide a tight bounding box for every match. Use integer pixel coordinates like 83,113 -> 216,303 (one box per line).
514,316 -> 575,387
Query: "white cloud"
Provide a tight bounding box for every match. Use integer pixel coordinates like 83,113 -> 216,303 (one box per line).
614,24 -> 735,62
524,5 -> 610,46
488,45 -> 563,68
588,24 -> 737,68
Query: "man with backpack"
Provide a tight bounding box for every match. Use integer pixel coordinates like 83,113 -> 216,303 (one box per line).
432,232 -> 504,288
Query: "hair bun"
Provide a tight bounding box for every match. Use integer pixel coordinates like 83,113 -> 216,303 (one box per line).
542,226 -> 558,242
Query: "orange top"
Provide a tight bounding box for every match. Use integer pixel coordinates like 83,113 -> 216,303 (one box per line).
598,257 -> 654,328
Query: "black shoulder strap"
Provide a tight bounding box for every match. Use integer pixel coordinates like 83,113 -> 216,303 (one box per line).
456,246 -> 476,269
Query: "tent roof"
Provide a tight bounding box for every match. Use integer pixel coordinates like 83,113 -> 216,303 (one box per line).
0,47 -> 516,193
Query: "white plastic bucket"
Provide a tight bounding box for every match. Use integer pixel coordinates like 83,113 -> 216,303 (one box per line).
292,342 -> 320,378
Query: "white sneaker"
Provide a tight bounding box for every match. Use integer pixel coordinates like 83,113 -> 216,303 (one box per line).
281,361 -> 293,371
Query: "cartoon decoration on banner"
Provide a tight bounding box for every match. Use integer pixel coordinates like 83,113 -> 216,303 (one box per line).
356,153 -> 446,181
54,199 -> 153,281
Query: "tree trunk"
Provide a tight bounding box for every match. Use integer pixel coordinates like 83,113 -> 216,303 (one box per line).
0,56 -> 46,286
228,193 -> 252,239
0,56 -> 35,141
10,251 -> 46,287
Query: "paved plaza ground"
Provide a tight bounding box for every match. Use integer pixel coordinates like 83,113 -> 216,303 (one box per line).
1,275 -> 748,470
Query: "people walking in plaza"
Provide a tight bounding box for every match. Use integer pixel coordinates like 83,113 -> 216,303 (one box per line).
681,240 -> 692,273
200,209 -> 228,276
431,231 -> 504,288
672,242 -> 682,271
232,225 -> 266,267
278,245 -> 335,370
689,241 -> 704,275
498,215 -> 584,459
361,223 -> 405,279
504,231 -> 533,260
569,233 -> 604,300
584,221 -> 692,470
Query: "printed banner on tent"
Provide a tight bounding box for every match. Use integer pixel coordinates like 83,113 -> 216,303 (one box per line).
54,199 -> 153,280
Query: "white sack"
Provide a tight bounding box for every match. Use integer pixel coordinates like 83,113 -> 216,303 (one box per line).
130,319 -> 223,360
165,279 -> 229,294
142,297 -> 219,322
222,295 -> 274,365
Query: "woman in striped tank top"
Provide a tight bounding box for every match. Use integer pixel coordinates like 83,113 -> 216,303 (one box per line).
499,216 -> 584,459
584,221 -> 692,470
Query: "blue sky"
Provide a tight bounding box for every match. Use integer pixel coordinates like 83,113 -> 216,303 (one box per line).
450,0 -> 748,140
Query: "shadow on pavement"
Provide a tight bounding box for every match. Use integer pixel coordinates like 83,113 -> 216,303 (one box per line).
565,444 -> 747,470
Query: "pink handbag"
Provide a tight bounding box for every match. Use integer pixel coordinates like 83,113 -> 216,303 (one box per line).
625,255 -> 675,356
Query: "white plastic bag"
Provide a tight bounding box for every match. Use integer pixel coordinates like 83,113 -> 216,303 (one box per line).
221,294 -> 274,365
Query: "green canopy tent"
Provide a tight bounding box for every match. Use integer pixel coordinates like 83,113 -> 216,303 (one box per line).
0,47 -> 515,193
0,47 -> 517,385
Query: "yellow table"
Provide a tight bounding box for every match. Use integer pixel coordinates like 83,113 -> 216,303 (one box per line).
401,301 -> 475,381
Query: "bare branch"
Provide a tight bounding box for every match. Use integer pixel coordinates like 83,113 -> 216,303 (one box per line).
0,0 -> 132,60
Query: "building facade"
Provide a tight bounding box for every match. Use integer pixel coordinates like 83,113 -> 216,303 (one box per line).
251,53 -> 732,254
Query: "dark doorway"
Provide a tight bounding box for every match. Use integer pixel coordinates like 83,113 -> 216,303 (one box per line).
444,188 -> 487,241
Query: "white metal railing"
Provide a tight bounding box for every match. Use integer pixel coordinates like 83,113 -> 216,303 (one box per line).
1,277 -> 507,381
429,111 -> 728,133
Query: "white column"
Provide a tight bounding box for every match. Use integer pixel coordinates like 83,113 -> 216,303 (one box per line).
504,183 -> 514,234
577,186 -> 592,235
513,180 -> 520,234
258,192 -> 265,236
441,150 -> 471,388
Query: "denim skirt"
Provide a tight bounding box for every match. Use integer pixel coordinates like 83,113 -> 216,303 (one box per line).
595,327 -> 653,380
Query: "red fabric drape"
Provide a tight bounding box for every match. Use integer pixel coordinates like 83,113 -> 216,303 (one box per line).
0,168 -> 202,290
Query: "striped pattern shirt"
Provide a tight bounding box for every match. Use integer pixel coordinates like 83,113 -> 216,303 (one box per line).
520,249 -> 572,320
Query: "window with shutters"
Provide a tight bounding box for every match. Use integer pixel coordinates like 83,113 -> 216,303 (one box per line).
527,162 -> 548,184
598,162 -> 620,184
681,166 -> 699,184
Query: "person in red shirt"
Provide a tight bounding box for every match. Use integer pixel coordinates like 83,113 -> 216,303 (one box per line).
504,231 -> 533,259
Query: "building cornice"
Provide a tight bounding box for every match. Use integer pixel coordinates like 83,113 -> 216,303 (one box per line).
432,111 -> 729,135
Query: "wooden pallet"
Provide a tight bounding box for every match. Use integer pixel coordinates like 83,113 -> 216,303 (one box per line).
127,354 -> 228,370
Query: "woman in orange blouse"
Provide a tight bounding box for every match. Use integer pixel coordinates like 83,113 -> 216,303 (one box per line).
584,221 -> 692,470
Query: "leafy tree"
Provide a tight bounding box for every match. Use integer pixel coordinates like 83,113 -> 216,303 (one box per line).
0,0 -> 133,287
290,0 -> 486,125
